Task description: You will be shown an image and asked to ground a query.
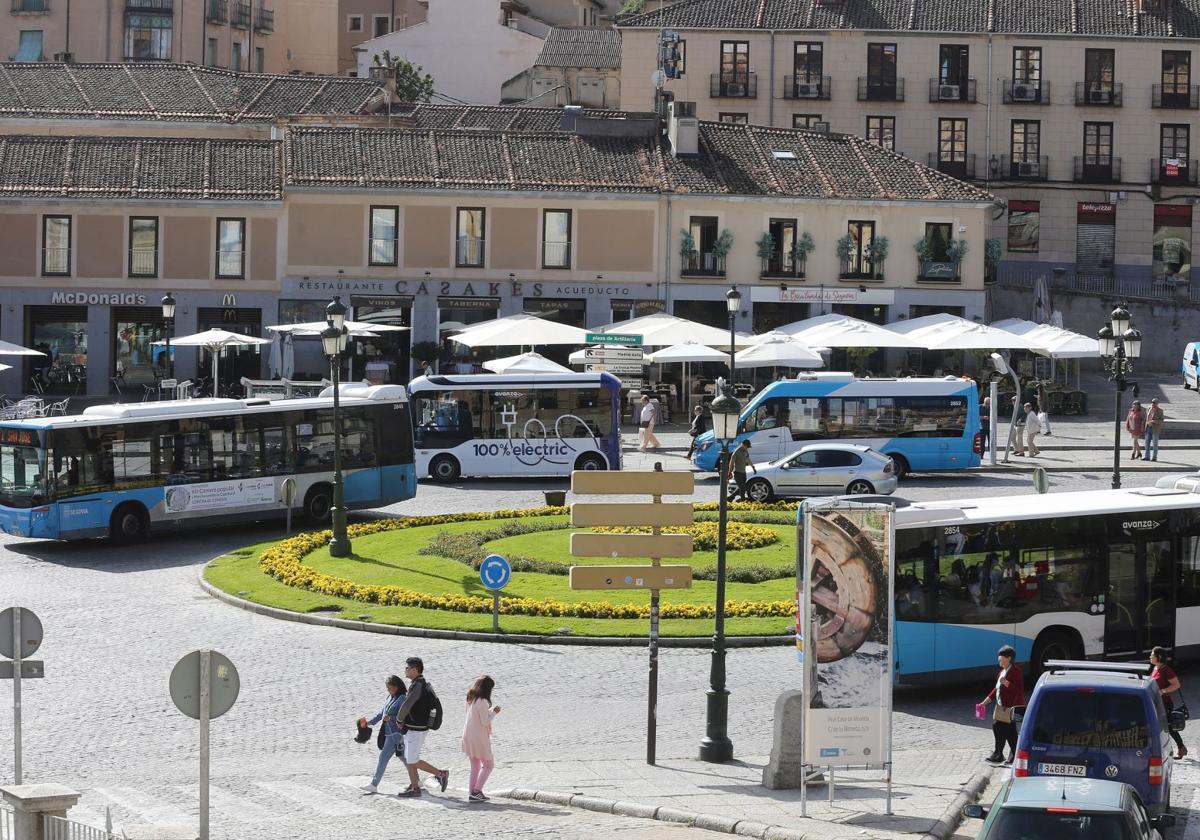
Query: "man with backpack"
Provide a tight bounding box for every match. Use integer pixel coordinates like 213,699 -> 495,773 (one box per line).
394,657 -> 449,797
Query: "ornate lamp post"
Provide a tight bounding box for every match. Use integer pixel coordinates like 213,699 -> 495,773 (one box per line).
161,292 -> 176,380
322,296 -> 352,558
1097,306 -> 1142,490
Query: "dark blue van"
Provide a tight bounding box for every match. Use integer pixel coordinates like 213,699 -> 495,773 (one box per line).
1014,661 -> 1183,815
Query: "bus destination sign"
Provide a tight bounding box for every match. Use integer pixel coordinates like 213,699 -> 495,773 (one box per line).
0,428 -> 39,447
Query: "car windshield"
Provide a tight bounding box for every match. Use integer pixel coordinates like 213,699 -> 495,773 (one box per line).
0,443 -> 46,508
1031,690 -> 1149,749
988,809 -> 1129,840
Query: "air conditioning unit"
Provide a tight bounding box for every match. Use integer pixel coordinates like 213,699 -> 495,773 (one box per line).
1011,83 -> 1038,101
1018,161 -> 1040,177
938,84 -> 960,100
1089,88 -> 1112,104
368,66 -> 395,80
53,52 -> 73,63
795,82 -> 819,99
725,83 -> 745,97
813,121 -> 831,133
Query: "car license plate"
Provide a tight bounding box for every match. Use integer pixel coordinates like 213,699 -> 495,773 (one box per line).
1039,763 -> 1087,777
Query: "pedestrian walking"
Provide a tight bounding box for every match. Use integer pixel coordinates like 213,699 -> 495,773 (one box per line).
726,439 -> 755,501
685,405 -> 710,458
638,395 -> 661,451
979,396 -> 991,452
461,675 -> 501,802
1036,384 -> 1052,436
1145,398 -> 1165,462
1150,646 -> 1188,759
1023,402 -> 1040,456
394,657 -> 450,797
1126,399 -> 1145,459
979,645 -> 1025,765
1009,397 -> 1025,456
360,675 -> 407,794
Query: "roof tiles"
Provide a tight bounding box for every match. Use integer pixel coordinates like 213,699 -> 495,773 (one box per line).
535,26 -> 623,68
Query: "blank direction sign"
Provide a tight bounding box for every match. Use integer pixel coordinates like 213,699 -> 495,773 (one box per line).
0,607 -> 42,660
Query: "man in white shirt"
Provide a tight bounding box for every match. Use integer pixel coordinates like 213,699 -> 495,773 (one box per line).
638,395 -> 660,451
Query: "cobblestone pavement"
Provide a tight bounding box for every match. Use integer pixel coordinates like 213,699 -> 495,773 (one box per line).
0,471 -> 1196,839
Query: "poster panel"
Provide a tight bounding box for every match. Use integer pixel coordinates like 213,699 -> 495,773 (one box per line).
164,477 -> 277,514
801,503 -> 894,768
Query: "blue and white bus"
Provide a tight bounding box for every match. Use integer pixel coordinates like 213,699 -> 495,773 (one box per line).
890,487 -> 1200,684
408,373 -> 622,481
0,384 -> 416,541
693,374 -> 981,476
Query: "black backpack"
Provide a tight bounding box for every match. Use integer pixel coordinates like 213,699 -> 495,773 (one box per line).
426,681 -> 444,731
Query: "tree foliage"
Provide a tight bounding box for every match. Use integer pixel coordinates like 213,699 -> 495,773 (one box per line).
373,50 -> 435,103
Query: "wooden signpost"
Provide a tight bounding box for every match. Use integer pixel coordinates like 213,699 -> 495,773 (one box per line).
569,469 -> 695,765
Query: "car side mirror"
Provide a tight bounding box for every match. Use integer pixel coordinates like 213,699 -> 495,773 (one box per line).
1153,814 -> 1177,829
1168,710 -> 1187,732
961,803 -> 987,820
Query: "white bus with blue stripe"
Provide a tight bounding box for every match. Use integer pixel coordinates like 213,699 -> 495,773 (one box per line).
693,374 -> 981,476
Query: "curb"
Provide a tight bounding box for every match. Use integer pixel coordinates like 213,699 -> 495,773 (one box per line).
982,463 -> 1192,473
919,769 -> 995,840
197,563 -> 793,648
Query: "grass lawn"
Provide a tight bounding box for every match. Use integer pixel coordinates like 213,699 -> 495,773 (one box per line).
203,514 -> 799,638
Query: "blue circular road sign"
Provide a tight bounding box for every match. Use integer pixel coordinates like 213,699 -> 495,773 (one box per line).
480,554 -> 512,591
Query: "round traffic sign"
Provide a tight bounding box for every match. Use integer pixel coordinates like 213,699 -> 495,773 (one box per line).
0,607 -> 42,660
479,554 -> 511,591
170,650 -> 240,720
1032,467 -> 1049,495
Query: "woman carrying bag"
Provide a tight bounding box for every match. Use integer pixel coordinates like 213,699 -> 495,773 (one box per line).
979,645 -> 1025,765
1151,646 -> 1188,759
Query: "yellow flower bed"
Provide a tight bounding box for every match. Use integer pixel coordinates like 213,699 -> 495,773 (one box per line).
257,506 -> 795,621
591,521 -> 779,551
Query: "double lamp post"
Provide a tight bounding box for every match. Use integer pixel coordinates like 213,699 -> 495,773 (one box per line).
321,296 -> 353,558
1097,305 -> 1142,490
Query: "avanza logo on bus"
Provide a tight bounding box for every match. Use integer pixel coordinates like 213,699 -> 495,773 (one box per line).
51,292 -> 147,306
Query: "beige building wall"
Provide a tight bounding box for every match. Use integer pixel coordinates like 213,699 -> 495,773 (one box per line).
281,0 -> 338,74
337,0 -> 427,75
0,214 -> 36,277
76,215 -> 124,279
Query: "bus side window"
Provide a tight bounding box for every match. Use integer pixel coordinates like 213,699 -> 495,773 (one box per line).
1180,536 -> 1200,608
895,537 -> 937,621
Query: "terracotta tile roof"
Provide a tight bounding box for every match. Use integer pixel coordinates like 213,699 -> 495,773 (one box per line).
387,102 -> 652,130
0,135 -> 281,200
285,121 -> 995,202
0,63 -> 385,124
535,26 -> 622,68
619,0 -> 1200,38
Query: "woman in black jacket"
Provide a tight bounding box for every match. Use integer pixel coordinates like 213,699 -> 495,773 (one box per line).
686,405 -> 710,458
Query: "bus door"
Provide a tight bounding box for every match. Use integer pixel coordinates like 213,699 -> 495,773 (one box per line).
1104,531 -> 1175,657
739,397 -> 790,461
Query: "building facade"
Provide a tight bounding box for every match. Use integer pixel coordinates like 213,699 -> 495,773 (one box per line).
619,0 -> 1200,291
501,26 -> 622,108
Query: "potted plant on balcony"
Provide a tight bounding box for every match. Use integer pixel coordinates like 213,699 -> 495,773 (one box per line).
791,231 -> 815,277
711,229 -> 734,273
679,229 -> 698,271
836,233 -> 855,277
984,238 -> 1001,284
916,236 -> 955,280
946,238 -> 969,279
866,235 -> 889,280
756,232 -> 777,276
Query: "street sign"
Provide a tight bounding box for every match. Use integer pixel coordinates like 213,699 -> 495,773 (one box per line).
569,565 -> 693,590
0,660 -> 44,679
1032,467 -> 1049,494
479,554 -> 512,590
583,347 -> 644,363
571,502 -> 693,527
586,362 -> 645,375
586,332 -> 642,346
0,606 -> 42,660
571,533 -> 693,558
573,471 -> 693,495
170,650 -> 240,721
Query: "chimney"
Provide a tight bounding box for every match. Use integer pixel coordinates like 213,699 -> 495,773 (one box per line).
667,100 -> 698,157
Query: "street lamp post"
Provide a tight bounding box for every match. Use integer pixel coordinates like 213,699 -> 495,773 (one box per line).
1097,306 -> 1142,490
700,286 -> 742,764
161,292 -> 176,380
322,296 -> 352,558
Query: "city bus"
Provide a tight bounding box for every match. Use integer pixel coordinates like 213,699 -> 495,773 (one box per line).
887,487 -> 1200,685
408,372 -> 622,480
693,374 -> 981,476
0,384 -> 416,541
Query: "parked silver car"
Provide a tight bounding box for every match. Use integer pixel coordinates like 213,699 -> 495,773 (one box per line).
741,443 -> 898,502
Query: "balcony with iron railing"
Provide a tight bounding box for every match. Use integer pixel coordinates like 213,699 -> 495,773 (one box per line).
253,5 -> 273,32
129,249 -> 157,277
230,0 -> 250,28
1075,81 -> 1123,106
781,75 -> 830,100
41,248 -> 69,276
456,236 -> 485,268
10,0 -> 49,13
1150,158 -> 1199,186
857,77 -> 905,102
541,241 -> 571,269
1152,83 -> 1200,109
206,0 -> 226,23
928,78 -> 977,103
681,252 -> 725,278
1073,156 -> 1122,183
760,252 -> 805,280
124,0 -> 172,10
709,73 -> 757,98
998,154 -> 1050,181
927,152 -> 976,180
1002,78 -> 1049,104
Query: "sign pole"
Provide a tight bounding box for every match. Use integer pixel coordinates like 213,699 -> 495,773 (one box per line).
647,494 -> 662,766
199,650 -> 211,840
12,607 -> 21,785
492,591 -> 500,633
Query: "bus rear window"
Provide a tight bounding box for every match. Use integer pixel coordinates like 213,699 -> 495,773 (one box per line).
1031,690 -> 1149,749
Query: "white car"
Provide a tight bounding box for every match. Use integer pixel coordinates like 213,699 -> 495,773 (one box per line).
740,443 -> 898,502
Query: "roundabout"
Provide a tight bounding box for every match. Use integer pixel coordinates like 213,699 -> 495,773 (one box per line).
203,503 -> 800,640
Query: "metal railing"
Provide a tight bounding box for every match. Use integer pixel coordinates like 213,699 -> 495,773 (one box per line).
456,236 -> 485,267
541,240 -> 571,268
230,0 -> 250,27
927,152 -> 976,180
1152,83 -> 1200,109
1073,156 -> 1122,183
43,813 -> 114,840
997,268 -> 1200,305
857,77 -> 905,101
1002,78 -> 1049,104
682,251 -> 725,277
928,77 -> 977,103
760,254 -> 805,278
1150,158 -> 1199,186
1074,81 -> 1123,106
998,154 -> 1050,181
129,248 -> 156,277
10,0 -> 49,12
253,5 -> 273,31
124,0 -> 172,9
709,73 -> 757,98
42,247 -> 69,275
1,804 -> 13,840
206,0 -> 226,22
781,75 -> 830,100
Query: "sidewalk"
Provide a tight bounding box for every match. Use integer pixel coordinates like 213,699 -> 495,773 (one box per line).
495,749 -> 994,840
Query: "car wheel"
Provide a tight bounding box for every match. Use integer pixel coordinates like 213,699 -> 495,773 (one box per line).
1030,630 -> 1082,679
304,485 -> 333,524
746,478 -> 774,502
429,455 -> 461,482
109,503 -> 149,543
574,453 -> 607,471
889,454 -> 910,479
846,479 -> 875,495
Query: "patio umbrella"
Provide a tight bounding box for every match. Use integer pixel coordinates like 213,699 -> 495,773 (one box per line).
735,334 -> 823,368
889,313 -> 1043,351
781,315 -> 922,348
598,314 -> 755,350
449,313 -> 590,348
154,328 -> 271,394
267,320 -> 407,337
482,351 -> 573,374
990,318 -> 1100,359
644,342 -> 733,411
0,339 -> 45,356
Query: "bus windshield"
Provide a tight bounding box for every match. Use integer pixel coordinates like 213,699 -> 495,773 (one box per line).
0,443 -> 46,508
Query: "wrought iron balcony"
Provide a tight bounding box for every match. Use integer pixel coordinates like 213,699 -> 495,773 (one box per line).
857,77 -> 905,102
253,5 -> 273,32
10,0 -> 49,13
1151,158 -> 1199,186
1002,78 -> 1049,104
927,152 -> 976,180
125,0 -> 172,10
709,73 -> 757,98
230,0 -> 250,28
206,0 -> 226,23
681,252 -> 726,278
929,78 -> 977,103
998,155 -> 1050,181
781,75 -> 830,100
1152,83 -> 1200,109
1073,156 -> 1122,183
1075,81 -> 1123,106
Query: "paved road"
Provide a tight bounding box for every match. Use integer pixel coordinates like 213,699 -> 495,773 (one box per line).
0,469 -> 1196,839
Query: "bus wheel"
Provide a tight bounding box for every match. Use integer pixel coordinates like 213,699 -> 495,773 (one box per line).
846,479 -> 875,495
110,503 -> 149,543
1030,630 -> 1081,679
304,485 -> 333,524
889,455 -> 910,479
429,455 -> 461,482
746,478 -> 774,502
574,453 -> 607,471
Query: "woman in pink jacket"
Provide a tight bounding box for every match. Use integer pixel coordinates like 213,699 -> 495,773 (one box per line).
461,675 -> 501,802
